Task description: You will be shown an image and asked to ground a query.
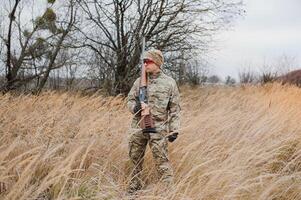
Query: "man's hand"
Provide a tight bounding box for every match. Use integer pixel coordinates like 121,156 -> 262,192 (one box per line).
133,99 -> 150,116
141,102 -> 150,116
133,102 -> 141,114
133,96 -> 142,115
167,132 -> 178,142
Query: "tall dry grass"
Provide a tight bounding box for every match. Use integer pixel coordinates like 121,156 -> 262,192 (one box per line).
1,84 -> 301,200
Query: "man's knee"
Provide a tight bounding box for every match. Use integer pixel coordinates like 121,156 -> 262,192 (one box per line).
129,145 -> 145,163
150,134 -> 169,162
128,131 -> 147,159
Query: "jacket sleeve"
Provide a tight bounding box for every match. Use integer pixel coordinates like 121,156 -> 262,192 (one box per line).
168,80 -> 181,133
127,78 -> 140,114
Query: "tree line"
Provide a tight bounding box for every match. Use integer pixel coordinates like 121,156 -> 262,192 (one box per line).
0,0 -> 244,95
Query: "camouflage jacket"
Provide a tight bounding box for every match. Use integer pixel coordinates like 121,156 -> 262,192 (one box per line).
127,71 -> 181,133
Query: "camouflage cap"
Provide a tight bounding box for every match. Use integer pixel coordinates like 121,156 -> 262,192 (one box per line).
144,49 -> 164,68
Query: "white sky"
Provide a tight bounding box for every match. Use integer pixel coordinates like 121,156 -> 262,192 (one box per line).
1,0 -> 300,80
211,0 -> 301,79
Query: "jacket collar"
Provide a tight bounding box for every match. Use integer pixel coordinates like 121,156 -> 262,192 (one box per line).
148,70 -> 162,80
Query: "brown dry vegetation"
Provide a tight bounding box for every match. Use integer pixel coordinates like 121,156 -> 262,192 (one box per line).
1,84 -> 301,200
277,69 -> 301,86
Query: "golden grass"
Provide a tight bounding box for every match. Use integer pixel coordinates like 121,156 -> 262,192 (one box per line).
1,83 -> 301,199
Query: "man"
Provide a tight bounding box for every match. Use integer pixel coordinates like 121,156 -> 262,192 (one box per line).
127,49 -> 181,194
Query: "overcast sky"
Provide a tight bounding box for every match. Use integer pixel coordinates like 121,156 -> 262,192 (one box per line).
1,0 -> 300,80
211,0 -> 301,79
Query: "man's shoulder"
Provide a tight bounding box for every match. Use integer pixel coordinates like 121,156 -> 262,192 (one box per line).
160,73 -> 177,86
133,77 -> 140,86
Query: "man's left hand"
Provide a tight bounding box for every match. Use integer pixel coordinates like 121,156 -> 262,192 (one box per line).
167,132 -> 178,142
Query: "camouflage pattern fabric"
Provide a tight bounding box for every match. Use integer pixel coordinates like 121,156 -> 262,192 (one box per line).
127,71 -> 181,133
127,71 -> 180,192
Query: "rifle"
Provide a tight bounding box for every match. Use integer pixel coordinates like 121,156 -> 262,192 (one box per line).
139,37 -> 157,133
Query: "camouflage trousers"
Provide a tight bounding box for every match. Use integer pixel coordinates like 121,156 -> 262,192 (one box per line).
127,129 -> 174,192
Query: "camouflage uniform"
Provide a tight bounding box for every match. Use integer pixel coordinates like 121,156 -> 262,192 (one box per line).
127,71 -> 181,192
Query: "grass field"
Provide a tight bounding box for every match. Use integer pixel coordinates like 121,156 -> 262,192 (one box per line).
1,83 -> 301,200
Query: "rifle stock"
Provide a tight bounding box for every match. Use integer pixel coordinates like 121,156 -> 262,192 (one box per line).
139,37 -> 156,133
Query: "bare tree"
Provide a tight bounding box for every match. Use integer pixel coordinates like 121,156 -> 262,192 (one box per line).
274,54 -> 297,76
0,0 -> 81,93
238,67 -> 257,84
86,48 -> 115,94
0,10 -> 5,77
77,0 -> 243,94
0,0 -> 243,94
64,63 -> 78,90
183,58 -> 209,85
207,74 -> 221,84
259,60 -> 277,84
256,55 -> 296,85
225,75 -> 236,85
35,0 -> 79,94
3,0 -> 22,91
0,35 -> 4,76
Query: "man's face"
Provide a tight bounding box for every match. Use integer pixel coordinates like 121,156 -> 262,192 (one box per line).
144,59 -> 160,73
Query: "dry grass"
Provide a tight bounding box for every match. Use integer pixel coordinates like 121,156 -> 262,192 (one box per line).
1,84 -> 301,200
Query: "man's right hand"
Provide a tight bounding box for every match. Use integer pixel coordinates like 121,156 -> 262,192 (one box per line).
133,97 -> 150,116
133,101 -> 141,114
